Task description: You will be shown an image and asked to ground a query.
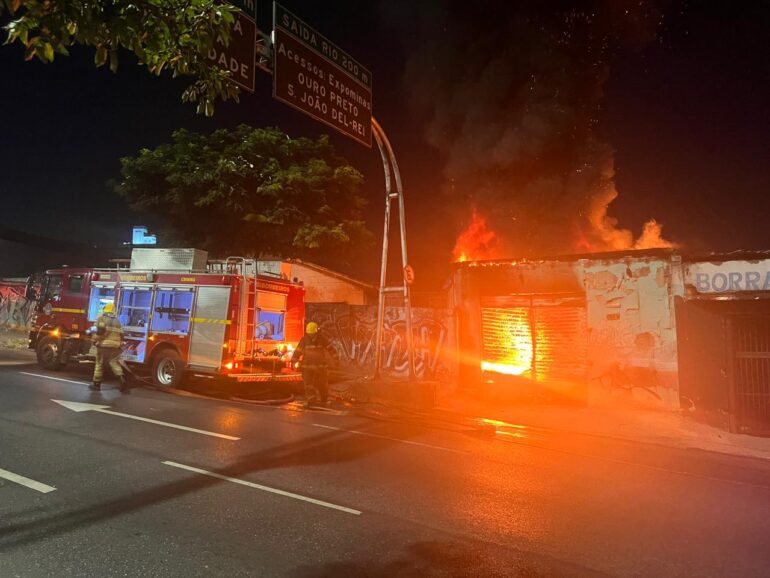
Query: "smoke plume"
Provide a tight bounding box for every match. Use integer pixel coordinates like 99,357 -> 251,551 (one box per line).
386,0 -> 675,258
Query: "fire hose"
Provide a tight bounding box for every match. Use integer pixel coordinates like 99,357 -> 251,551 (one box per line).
108,341 -> 295,406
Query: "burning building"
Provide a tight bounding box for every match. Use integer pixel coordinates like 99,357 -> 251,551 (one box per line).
450,249 -> 770,436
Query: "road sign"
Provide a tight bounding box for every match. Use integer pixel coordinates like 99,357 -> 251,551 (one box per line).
403,265 -> 415,286
229,0 -> 257,21
208,11 -> 257,93
272,3 -> 372,147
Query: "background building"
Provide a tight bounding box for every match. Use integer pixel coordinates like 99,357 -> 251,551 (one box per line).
451,249 -> 770,435
257,259 -> 376,305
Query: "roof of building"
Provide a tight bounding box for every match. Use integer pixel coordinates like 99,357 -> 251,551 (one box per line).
682,249 -> 770,264
454,247 -> 770,268
287,259 -> 376,290
453,247 -> 678,268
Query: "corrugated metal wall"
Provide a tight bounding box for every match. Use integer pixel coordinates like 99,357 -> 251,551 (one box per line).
480,295 -> 589,386
481,306 -> 532,373
533,305 -> 589,382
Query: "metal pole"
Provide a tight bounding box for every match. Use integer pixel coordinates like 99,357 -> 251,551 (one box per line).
250,36 -> 414,379
372,124 -> 392,380
372,118 -> 416,379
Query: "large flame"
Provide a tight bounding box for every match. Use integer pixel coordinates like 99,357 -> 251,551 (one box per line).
582,184 -> 675,252
452,209 -> 501,262
454,186 -> 674,262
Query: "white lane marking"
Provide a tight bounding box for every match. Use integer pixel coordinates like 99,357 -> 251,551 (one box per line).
495,430 -> 549,442
312,423 -> 466,454
50,399 -> 239,441
20,372 -> 90,387
162,461 -> 361,515
0,467 -> 56,494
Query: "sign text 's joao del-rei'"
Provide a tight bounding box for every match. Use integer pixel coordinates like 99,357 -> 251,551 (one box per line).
272,2 -> 372,147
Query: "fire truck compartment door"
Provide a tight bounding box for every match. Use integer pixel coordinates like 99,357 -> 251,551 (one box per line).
88,284 -> 116,321
256,291 -> 287,311
188,286 -> 231,368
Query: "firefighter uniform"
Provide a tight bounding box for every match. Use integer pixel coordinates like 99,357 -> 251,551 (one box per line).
91,303 -> 127,391
292,322 -> 330,407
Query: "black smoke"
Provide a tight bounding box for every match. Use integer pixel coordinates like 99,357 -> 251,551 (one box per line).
385,0 -> 675,257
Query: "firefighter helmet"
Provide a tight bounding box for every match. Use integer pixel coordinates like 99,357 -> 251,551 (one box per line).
306,322 -> 319,334
103,302 -> 116,314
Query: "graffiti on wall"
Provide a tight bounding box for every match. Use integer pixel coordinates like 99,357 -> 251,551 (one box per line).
306,304 -> 456,382
584,261 -> 679,407
0,282 -> 36,329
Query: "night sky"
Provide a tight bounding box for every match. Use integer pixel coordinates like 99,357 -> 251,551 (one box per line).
1,1 -> 768,284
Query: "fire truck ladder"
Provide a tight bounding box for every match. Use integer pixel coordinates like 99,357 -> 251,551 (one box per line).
225,257 -> 258,359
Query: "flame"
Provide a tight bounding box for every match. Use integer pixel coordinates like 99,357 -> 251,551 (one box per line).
634,219 -> 672,250
453,165 -> 674,263
481,307 -> 533,377
481,361 -> 530,376
583,178 -> 675,252
452,209 -> 501,262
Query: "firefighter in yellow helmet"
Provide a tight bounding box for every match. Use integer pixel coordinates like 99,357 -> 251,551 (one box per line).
291,321 -> 332,408
90,302 -> 128,392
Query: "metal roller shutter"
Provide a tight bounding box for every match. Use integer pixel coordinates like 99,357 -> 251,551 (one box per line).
481,295 -> 588,382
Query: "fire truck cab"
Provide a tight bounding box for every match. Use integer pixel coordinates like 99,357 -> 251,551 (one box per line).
28,249 -> 305,388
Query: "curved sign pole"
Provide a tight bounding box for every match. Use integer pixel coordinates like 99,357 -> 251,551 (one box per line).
371,119 -> 416,380
253,7 -> 416,380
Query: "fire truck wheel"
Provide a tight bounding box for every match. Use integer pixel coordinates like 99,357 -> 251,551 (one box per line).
152,349 -> 185,388
36,336 -> 64,370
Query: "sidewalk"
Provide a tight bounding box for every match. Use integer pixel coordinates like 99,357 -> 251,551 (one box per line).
0,327 -> 28,350
434,389 -> 770,461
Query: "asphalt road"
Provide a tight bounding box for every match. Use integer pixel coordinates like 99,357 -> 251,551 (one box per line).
2,351 -> 770,577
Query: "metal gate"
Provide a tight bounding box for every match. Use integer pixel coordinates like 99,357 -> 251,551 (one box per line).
732,315 -> 770,435
480,295 -> 588,383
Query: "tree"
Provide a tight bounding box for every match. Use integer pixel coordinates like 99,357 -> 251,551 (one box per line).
2,0 -> 241,115
115,125 -> 373,268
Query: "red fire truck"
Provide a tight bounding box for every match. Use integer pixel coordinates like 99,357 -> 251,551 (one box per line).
27,248 -> 305,387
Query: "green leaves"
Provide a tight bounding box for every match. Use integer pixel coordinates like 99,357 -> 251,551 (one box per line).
94,45 -> 107,67
115,126 -> 373,267
41,41 -> 53,61
2,0 -> 241,114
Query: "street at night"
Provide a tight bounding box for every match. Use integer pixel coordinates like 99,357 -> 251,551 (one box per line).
2,1 -> 770,576
1,351 -> 769,577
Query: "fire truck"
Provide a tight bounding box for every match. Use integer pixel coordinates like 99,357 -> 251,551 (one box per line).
27,248 -> 305,388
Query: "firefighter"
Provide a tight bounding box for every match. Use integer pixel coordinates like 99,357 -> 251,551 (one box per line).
292,322 -> 331,408
90,302 -> 128,392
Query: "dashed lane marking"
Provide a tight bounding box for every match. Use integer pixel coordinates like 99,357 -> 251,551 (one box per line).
20,371 -> 90,387
311,423 -> 467,454
162,461 -> 361,515
0,467 -> 56,494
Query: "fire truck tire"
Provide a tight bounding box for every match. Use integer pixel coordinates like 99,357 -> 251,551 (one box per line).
152,349 -> 185,388
36,336 -> 64,370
